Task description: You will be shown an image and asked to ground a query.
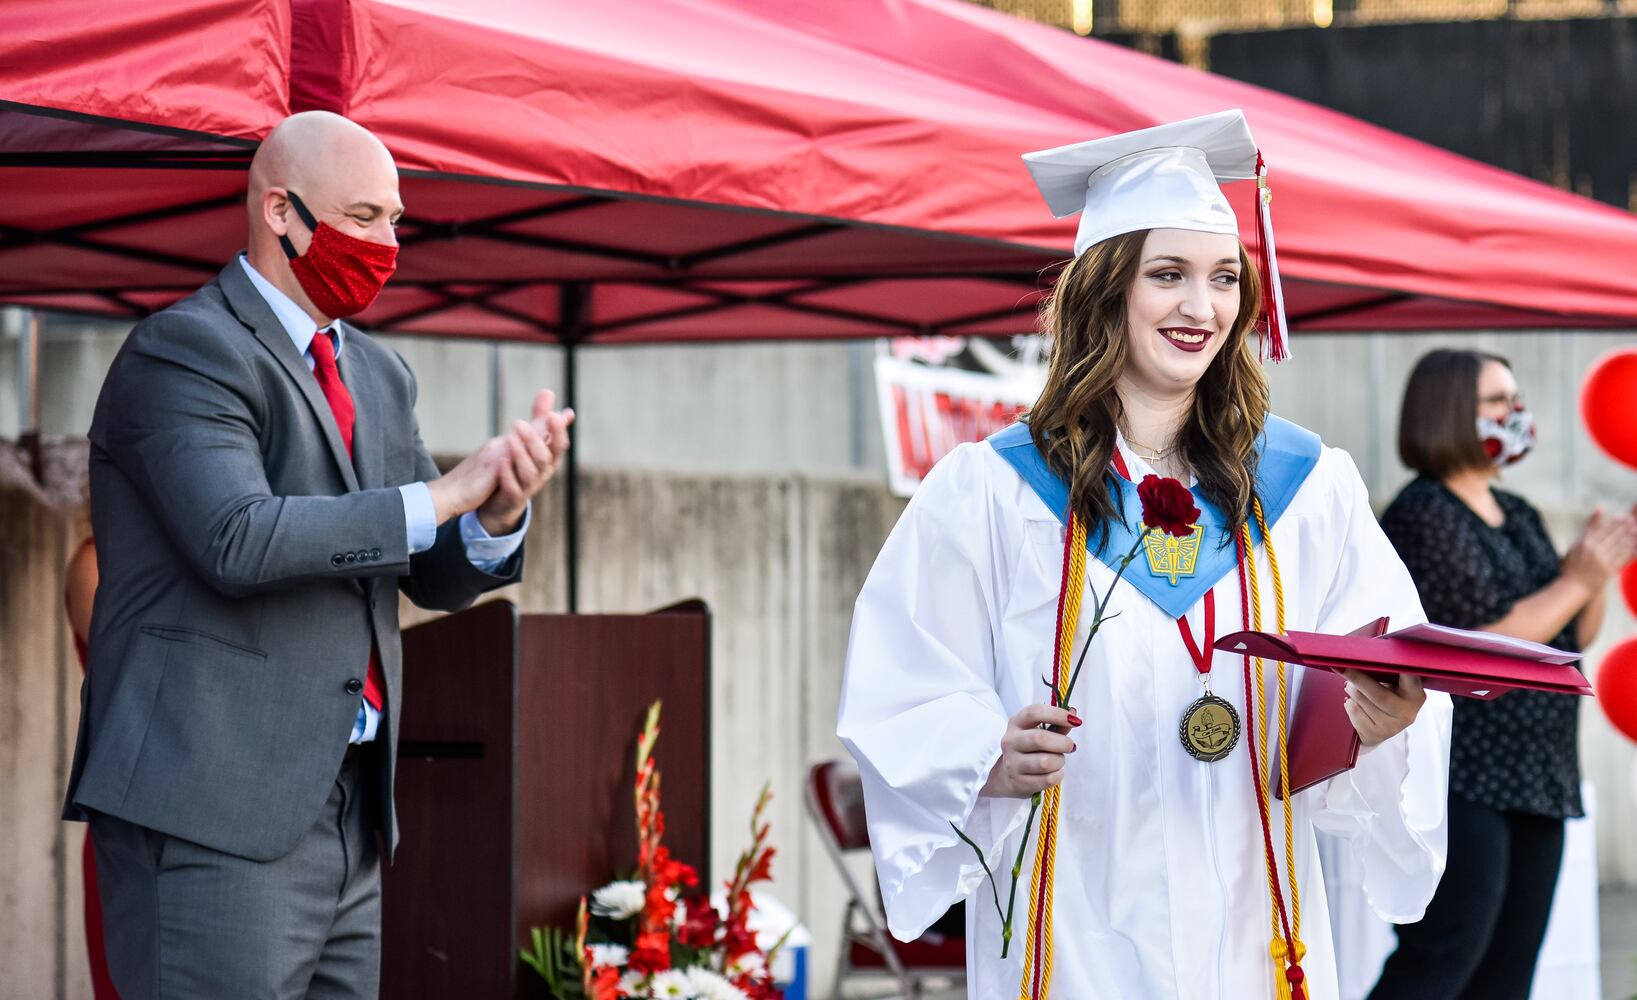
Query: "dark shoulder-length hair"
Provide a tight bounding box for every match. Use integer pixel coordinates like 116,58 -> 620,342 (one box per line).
1024,229 -> 1269,546
1397,348 -> 1511,478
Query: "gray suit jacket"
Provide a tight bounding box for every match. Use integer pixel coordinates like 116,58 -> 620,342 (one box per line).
63,258 -> 521,861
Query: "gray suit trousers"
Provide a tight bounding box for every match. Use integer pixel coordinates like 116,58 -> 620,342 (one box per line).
91,752 -> 382,1000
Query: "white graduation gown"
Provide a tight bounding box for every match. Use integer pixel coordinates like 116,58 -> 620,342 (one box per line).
837,434 -> 1452,1000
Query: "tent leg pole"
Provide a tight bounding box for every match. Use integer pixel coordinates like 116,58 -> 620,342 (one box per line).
564,336 -> 579,613
561,283 -> 586,614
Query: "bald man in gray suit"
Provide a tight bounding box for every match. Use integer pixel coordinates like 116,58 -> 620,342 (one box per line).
63,112 -> 574,999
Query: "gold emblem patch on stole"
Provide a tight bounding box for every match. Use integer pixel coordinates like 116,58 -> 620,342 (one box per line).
1143,524 -> 1203,585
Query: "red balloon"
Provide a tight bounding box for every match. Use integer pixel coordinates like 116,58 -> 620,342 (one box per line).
1598,637 -> 1637,746
1624,561 -> 1637,619
1580,348 -> 1637,470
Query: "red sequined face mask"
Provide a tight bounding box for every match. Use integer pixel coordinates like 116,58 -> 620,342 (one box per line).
278,190 -> 398,319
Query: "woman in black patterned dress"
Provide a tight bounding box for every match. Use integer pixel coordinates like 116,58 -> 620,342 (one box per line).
1368,349 -> 1637,999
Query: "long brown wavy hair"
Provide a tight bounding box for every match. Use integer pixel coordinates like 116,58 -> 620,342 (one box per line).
1025,229 -> 1271,547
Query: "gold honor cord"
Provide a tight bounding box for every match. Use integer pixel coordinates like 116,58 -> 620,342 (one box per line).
1241,500 -> 1307,1000
1018,514 -> 1087,1000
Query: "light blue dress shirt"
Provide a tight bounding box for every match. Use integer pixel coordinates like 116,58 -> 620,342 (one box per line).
238,256 -> 529,743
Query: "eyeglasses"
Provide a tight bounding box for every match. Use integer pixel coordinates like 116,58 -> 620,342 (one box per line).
1477,393 -> 1524,408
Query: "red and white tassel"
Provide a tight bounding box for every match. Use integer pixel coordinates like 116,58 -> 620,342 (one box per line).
1253,153 -> 1291,363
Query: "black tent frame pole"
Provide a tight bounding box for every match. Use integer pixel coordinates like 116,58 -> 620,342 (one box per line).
560,281 -> 587,613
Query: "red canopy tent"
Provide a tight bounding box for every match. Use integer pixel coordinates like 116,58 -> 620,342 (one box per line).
0,0 -> 282,316
6,0 -> 1637,339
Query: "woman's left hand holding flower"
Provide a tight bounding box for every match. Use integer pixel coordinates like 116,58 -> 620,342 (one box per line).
1341,670 -> 1427,747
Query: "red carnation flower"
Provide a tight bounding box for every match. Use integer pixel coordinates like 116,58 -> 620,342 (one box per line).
676,895 -> 721,948
1137,474 -> 1200,537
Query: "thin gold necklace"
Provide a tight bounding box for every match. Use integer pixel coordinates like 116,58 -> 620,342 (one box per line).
1122,433 -> 1176,463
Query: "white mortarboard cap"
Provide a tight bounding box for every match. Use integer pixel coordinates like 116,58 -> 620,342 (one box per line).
1023,109 -> 1258,257
1023,109 -> 1290,361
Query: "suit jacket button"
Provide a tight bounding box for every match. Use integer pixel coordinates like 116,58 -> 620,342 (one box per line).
331,554 -> 344,566
344,678 -> 364,695
370,548 -> 382,559
344,552 -> 357,564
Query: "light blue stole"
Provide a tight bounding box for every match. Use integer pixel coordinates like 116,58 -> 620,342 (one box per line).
986,416 -> 1322,619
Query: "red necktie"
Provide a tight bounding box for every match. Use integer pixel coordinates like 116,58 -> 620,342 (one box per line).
309,330 -> 385,712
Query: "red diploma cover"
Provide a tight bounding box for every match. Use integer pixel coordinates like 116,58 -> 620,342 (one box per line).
1215,619 -> 1591,798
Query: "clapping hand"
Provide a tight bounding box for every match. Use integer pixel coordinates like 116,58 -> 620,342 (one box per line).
426,389 -> 573,531
476,389 -> 574,535
1562,504 -> 1637,593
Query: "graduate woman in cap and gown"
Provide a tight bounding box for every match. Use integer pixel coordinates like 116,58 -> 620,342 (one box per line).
837,111 -> 1453,1000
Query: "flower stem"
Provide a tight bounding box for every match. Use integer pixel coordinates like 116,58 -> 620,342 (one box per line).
999,792 -> 1042,959
953,524 -> 1154,960
1060,529 -> 1150,708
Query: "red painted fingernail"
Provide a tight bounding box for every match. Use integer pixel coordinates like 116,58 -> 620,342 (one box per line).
1067,714 -> 1083,727
1071,742 -> 1079,752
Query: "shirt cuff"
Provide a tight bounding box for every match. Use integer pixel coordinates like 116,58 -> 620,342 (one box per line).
459,502 -> 529,573
349,700 -> 380,743
399,482 -> 438,555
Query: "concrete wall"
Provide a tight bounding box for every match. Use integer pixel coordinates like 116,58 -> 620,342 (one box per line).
2,309 -> 1634,999
0,442 -> 92,1000
0,310 -> 885,478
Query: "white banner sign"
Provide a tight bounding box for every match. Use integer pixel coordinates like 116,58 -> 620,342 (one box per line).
874,355 -> 1040,497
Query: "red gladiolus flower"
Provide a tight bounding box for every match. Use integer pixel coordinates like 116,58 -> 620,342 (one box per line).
587,965 -> 621,1000
677,896 -> 721,948
1137,474 -> 1200,537
747,847 -> 775,885
643,882 -> 677,929
653,846 -> 699,890
628,931 -> 672,975
721,920 -> 758,961
735,973 -> 783,1000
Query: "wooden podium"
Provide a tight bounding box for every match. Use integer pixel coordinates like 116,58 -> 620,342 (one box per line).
381,599 -> 711,999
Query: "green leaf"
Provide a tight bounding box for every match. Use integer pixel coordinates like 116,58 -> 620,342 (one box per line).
521,925 -> 589,999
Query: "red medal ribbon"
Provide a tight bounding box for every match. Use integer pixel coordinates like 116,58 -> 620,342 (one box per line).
1177,592 -> 1215,678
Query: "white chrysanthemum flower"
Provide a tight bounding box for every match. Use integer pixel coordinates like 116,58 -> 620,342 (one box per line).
648,969 -> 694,998
619,970 -> 648,995
587,943 -> 629,968
589,880 -> 647,920
725,952 -> 765,978
685,967 -> 750,1000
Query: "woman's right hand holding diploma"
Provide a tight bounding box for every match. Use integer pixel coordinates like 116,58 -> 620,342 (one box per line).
980,704 -> 1082,798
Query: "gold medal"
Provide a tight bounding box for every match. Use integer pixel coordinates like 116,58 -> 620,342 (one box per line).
1179,693 -> 1240,762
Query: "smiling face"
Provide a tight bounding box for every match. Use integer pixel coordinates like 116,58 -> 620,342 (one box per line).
1119,228 -> 1245,399
277,125 -> 403,254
